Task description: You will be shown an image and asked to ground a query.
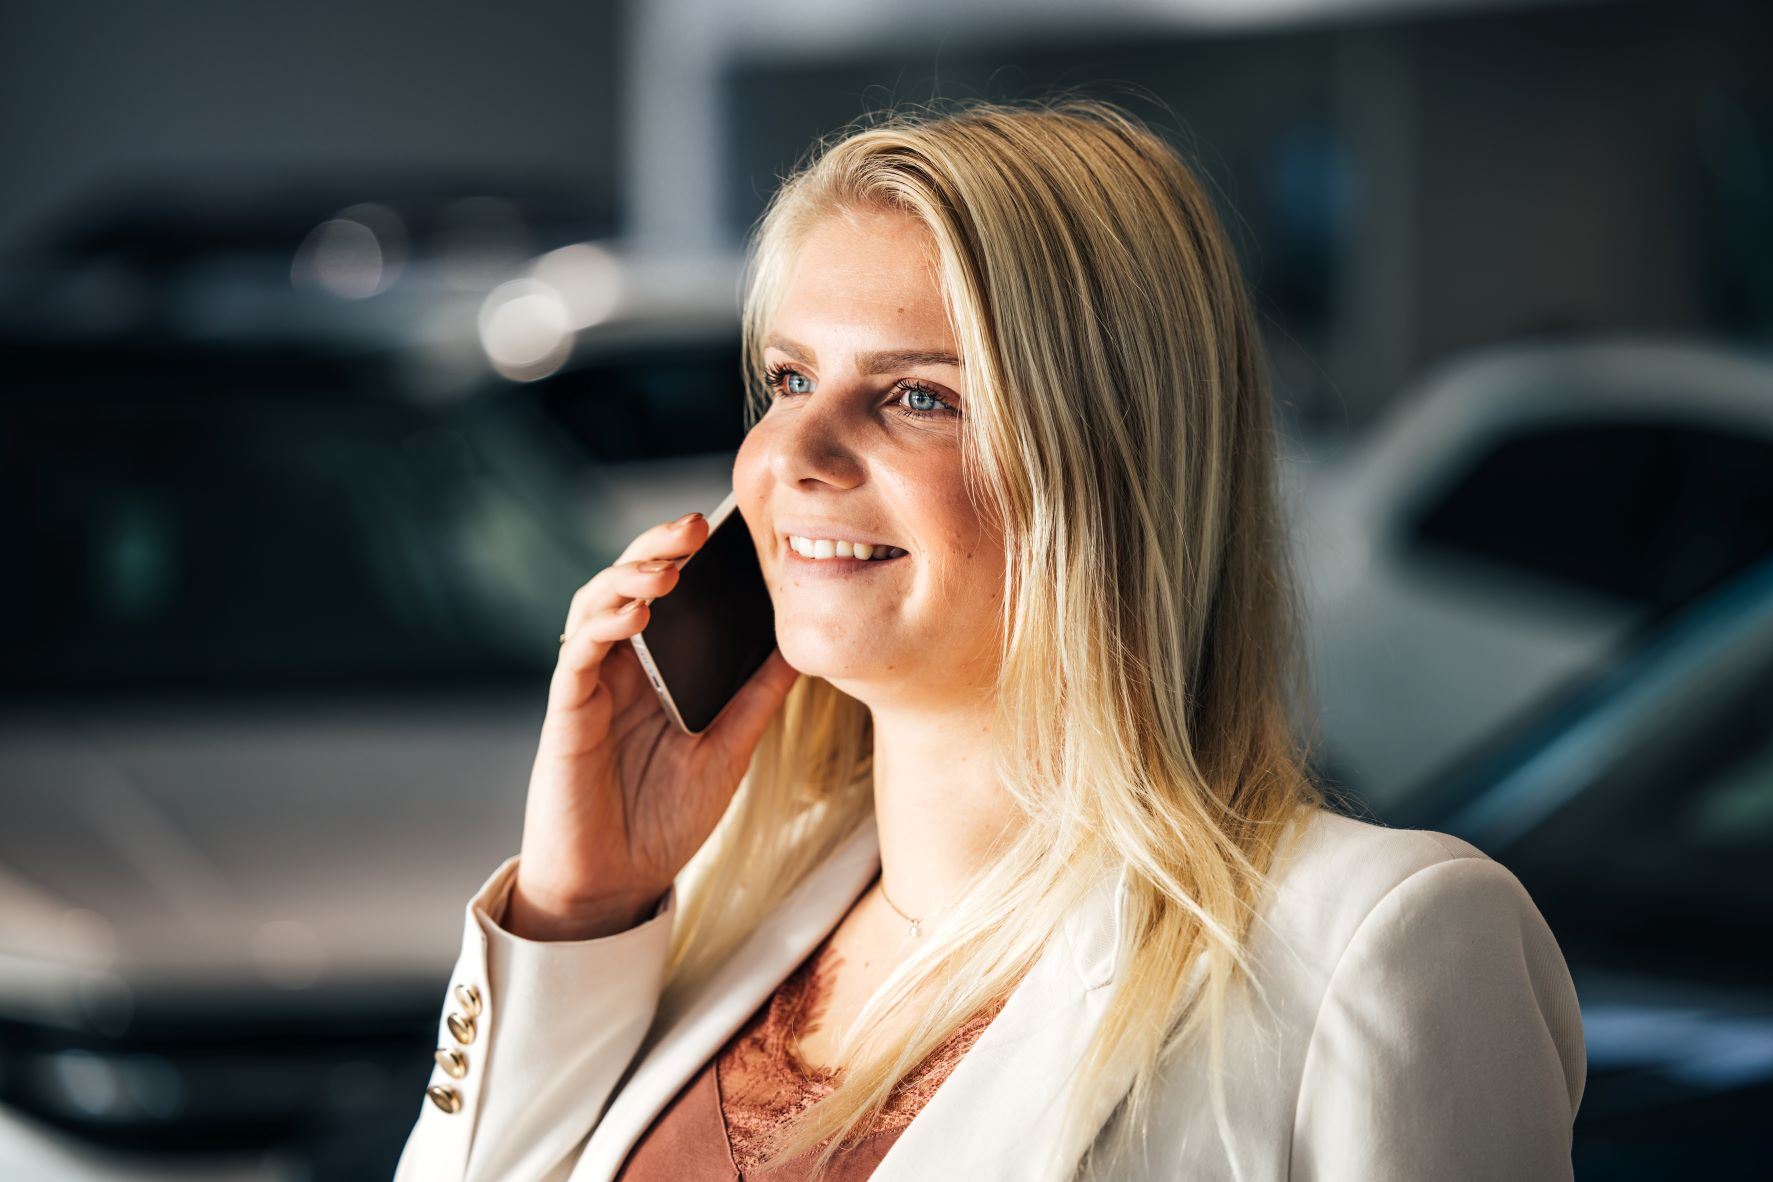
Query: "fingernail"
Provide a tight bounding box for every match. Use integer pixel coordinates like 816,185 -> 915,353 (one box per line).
674,511 -> 704,525
620,598 -> 647,613
639,560 -> 674,572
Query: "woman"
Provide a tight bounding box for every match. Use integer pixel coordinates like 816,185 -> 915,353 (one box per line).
395,99 -> 1585,1181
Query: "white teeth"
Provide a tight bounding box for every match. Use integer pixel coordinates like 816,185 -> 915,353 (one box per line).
787,535 -> 902,561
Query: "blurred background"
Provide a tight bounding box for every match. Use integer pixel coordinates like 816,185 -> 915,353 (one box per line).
2,0 -> 1769,1177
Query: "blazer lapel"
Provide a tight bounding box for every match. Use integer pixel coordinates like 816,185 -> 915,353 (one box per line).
573,815 -> 884,1180
872,870 -> 1134,1182
573,818 -> 1138,1182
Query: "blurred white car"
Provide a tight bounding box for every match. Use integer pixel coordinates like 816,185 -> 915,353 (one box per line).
0,340 -> 620,1179
0,238 -> 756,1179
1291,337 -> 1773,812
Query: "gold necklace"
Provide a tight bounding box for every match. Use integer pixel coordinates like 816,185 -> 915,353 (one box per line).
876,876 -> 925,939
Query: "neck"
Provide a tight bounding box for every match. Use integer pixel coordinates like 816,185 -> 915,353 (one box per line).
865,699 -> 1022,921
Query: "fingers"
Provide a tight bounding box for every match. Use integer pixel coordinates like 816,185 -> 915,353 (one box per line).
564,511 -> 707,633
617,511 -> 707,566
564,558 -> 680,636
550,597 -> 650,708
550,511 -> 710,708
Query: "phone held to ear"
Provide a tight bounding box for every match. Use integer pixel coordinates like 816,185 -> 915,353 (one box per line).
629,490 -> 778,735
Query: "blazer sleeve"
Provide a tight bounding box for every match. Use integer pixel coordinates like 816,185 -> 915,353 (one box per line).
393,855 -> 676,1182
1290,855 -> 1587,1182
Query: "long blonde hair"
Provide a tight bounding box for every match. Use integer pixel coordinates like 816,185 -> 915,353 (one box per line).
659,96 -> 1326,1176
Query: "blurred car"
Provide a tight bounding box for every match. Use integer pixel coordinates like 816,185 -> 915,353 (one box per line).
0,178 -> 614,407
1292,338 -> 1773,812
0,338 -> 621,1179
1382,551 -> 1773,1180
0,1103 -> 289,1182
0,221 -> 766,1178
475,246 -> 749,537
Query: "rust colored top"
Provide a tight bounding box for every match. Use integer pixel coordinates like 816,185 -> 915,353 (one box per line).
617,924 -> 1006,1181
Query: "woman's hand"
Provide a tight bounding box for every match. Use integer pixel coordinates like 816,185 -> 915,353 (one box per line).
504,511 -> 801,941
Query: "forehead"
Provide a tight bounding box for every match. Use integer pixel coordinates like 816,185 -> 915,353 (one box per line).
772,207 -> 951,333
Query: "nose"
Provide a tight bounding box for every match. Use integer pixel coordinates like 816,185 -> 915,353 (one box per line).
762,387 -> 866,491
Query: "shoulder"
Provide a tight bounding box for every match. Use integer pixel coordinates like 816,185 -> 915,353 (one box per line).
1270,803 -> 1492,905
1263,808 -> 1588,1176
1093,807 -> 1585,1179
1272,807 -> 1587,1113
1257,805 -> 1579,1025
1077,806 -> 1522,993
1251,805 -> 1589,1066
1258,805 -> 1527,957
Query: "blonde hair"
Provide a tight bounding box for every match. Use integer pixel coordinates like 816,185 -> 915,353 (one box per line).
659,96 -> 1326,1177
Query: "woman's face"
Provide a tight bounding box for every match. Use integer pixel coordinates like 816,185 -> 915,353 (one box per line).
734,205 -> 1005,709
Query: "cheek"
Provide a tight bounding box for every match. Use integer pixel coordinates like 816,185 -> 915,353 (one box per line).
942,488 -> 1006,603
921,466 -> 989,550
733,428 -> 784,566
733,427 -> 770,502
912,475 -> 1001,592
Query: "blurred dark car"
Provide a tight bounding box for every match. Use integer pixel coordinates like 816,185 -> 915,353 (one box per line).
1384,553 -> 1773,1181
0,338 -> 615,1178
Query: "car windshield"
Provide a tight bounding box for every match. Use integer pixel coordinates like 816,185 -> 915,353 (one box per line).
1409,419 -> 1773,612
3,346 -> 609,698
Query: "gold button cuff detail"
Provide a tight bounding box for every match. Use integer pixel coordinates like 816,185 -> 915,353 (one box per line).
446,1012 -> 477,1045
434,1047 -> 467,1079
453,983 -> 483,1017
427,1085 -> 462,1114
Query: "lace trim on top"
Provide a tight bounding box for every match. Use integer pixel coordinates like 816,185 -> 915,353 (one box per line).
714,930 -> 1007,1173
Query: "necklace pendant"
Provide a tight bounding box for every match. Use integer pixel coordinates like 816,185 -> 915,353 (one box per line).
909,919 -> 920,939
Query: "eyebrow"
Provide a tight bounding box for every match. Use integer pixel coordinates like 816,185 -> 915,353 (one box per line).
764,333 -> 963,373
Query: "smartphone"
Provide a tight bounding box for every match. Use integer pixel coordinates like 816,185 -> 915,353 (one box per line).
628,490 -> 779,735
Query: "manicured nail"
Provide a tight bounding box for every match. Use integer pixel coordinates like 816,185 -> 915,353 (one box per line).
620,598 -> 647,613
639,560 -> 674,572
673,511 -> 704,525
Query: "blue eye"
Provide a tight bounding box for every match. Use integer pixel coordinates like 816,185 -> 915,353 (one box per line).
893,382 -> 959,421
763,363 -> 814,396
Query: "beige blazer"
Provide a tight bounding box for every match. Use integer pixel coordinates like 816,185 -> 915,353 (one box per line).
393,807 -> 1586,1181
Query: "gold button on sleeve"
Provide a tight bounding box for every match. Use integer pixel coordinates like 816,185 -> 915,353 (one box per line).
453,983 -> 483,1017
434,1047 -> 467,1079
446,1012 -> 477,1045
426,1085 -> 462,1114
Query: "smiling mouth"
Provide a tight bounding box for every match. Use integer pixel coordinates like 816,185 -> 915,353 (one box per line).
784,535 -> 908,562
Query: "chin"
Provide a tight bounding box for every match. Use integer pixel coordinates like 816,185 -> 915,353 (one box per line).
773,623 -> 887,686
